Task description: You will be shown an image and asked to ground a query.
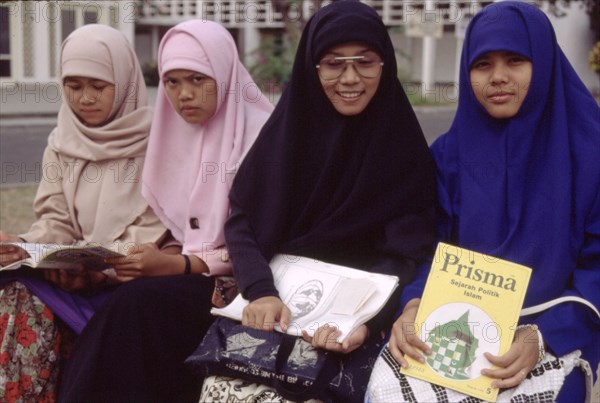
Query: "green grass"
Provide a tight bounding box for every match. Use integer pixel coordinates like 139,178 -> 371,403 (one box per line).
0,184 -> 37,235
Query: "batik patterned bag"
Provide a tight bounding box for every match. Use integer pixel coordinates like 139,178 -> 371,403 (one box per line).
186,317 -> 385,402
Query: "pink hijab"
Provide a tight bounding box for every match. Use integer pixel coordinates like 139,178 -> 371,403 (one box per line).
142,20 -> 273,275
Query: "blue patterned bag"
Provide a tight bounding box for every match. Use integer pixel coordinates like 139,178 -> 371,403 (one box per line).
186,317 -> 384,402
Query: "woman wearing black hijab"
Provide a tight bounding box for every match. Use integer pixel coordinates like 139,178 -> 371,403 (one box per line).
223,0 -> 437,399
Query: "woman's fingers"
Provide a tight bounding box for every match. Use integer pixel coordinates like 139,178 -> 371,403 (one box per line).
485,366 -> 529,389
0,245 -> 28,266
311,324 -> 341,348
42,269 -> 89,292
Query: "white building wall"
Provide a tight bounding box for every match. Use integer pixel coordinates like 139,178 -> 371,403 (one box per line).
544,4 -> 599,92
0,1 -> 136,84
389,31 -> 414,82
1,1 -> 598,93
434,33 -> 458,84
396,33 -> 457,84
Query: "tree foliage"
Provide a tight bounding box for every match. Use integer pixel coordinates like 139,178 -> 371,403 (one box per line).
248,1 -> 323,88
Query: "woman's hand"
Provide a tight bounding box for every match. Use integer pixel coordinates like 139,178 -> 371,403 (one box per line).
242,296 -> 291,332
481,325 -> 540,388
0,243 -> 29,267
108,243 -> 179,278
389,298 -> 431,368
0,231 -> 27,266
302,323 -> 369,354
43,269 -> 110,292
0,230 -> 22,243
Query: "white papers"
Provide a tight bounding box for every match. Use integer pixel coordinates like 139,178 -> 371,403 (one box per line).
330,278 -> 377,315
211,254 -> 399,342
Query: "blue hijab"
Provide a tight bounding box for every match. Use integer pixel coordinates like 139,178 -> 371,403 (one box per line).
429,2 -> 599,369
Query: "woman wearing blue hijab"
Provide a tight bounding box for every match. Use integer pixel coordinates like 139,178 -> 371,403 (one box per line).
371,2 -> 599,402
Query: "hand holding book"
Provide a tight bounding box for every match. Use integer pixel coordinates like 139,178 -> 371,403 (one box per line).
212,254 -> 399,344
0,237 -> 119,292
398,243 -> 532,401
389,297 -> 431,368
391,298 -> 541,390
244,294 -> 371,354
0,230 -> 27,266
302,323 -> 369,354
43,268 -> 112,293
0,242 -> 124,272
241,295 -> 292,333
0,229 -> 22,243
481,325 -> 541,389
0,242 -> 29,267
107,243 -> 209,279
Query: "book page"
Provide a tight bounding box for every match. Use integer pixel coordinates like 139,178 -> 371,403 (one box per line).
0,242 -> 123,271
38,246 -> 123,271
275,260 -> 343,329
330,278 -> 377,315
3,242 -> 62,264
211,254 -> 399,342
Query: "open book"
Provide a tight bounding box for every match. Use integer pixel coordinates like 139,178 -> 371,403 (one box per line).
0,242 -> 125,272
211,254 -> 399,342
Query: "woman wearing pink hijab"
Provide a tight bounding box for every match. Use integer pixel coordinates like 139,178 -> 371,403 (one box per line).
58,20 -> 273,402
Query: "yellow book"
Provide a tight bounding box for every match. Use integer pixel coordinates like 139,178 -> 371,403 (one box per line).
400,242 -> 531,401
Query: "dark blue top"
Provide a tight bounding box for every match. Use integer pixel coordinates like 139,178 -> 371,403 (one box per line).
403,1 -> 600,373
226,0 -> 437,334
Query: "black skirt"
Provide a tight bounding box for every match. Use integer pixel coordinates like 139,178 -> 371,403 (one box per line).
58,274 -> 216,403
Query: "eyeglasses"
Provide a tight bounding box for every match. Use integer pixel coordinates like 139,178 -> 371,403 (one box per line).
316,53 -> 384,80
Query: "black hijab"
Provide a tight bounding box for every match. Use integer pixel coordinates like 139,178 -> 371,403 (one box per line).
229,0 -> 436,275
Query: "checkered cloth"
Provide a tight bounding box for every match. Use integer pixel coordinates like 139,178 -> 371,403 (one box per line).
366,347 -> 591,403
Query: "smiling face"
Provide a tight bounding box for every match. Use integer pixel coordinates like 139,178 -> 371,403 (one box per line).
469,51 -> 532,119
63,77 -> 115,127
163,69 -> 218,124
317,42 -> 382,116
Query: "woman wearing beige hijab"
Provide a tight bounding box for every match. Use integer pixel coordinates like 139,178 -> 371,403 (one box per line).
0,24 -> 166,401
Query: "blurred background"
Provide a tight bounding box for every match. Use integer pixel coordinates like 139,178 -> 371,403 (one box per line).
1,0 -> 600,234
1,1 -> 599,105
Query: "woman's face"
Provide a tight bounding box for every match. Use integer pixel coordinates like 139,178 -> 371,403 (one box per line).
63,77 -> 115,127
317,42 -> 383,116
469,51 -> 532,119
163,69 -> 218,124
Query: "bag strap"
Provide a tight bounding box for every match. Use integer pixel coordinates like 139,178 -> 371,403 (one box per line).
520,296 -> 600,318
521,297 -> 599,403
273,336 -> 338,401
575,357 -> 595,403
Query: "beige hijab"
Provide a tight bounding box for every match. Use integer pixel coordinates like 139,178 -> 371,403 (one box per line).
46,24 -> 154,245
